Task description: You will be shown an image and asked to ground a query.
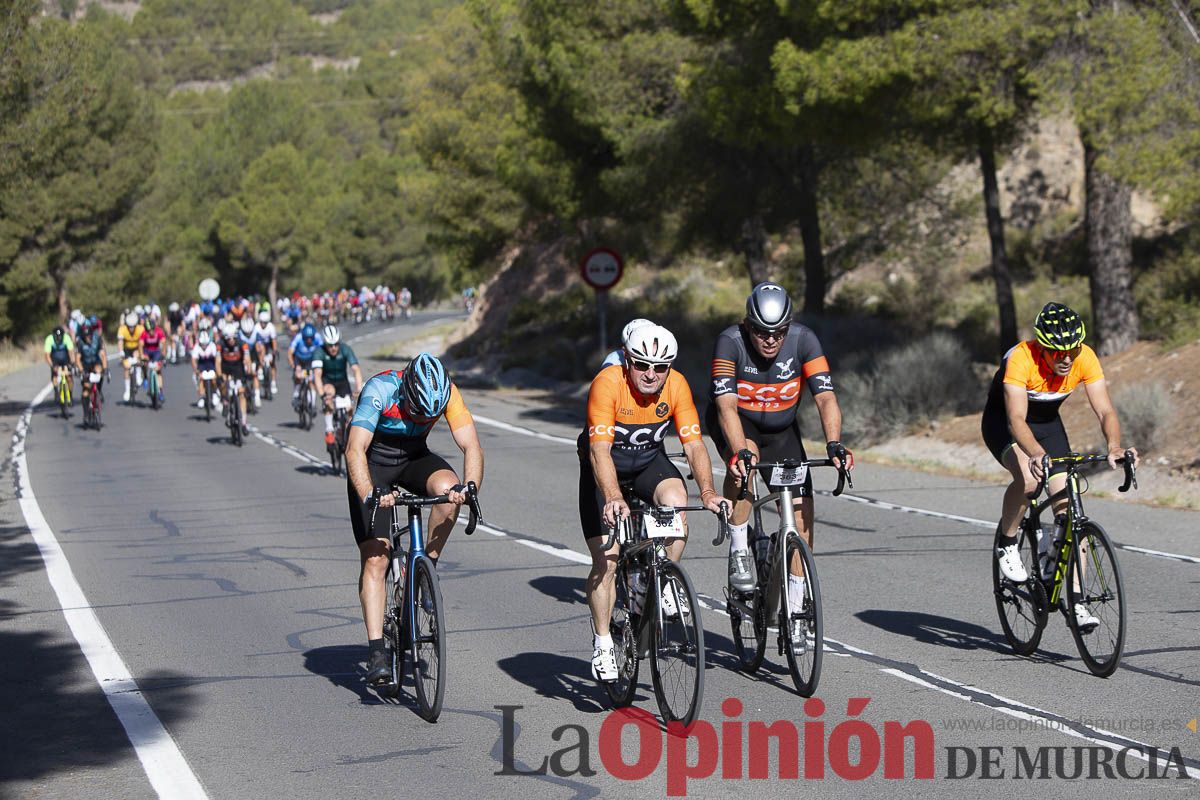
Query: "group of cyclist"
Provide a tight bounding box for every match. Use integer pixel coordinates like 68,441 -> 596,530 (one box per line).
341,282 -> 1138,690
278,286 -> 408,333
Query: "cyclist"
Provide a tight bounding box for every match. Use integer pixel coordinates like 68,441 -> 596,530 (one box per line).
462,286 -> 476,313
346,352 -> 485,685
601,318 -> 653,367
981,302 -> 1139,631
398,286 -> 412,319
44,326 -> 75,401
75,321 -> 107,408
237,316 -> 262,409
191,329 -> 220,410
707,282 -> 850,652
581,323 -> 726,682
254,309 -> 279,397
216,327 -> 250,434
166,302 -> 185,362
116,312 -> 144,403
140,315 -> 168,405
312,325 -> 363,447
288,322 -> 323,410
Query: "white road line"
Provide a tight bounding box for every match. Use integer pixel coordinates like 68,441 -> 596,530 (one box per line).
14,387 -> 209,799
469,415 -> 1200,565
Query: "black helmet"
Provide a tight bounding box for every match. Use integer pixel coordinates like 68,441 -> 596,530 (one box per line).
745,282 -> 793,332
1033,302 -> 1086,350
52,326 -> 64,342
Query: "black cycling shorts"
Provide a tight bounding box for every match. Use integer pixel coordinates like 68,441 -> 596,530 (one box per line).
577,435 -> 684,541
347,450 -> 455,545
981,402 -> 1071,476
49,351 -> 72,367
704,405 -> 812,496
327,379 -> 352,398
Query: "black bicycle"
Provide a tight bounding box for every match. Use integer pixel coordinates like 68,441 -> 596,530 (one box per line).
327,394 -> 353,476
368,483 -> 482,721
601,495 -> 725,727
725,457 -> 850,696
994,451 -> 1135,677
224,379 -> 244,447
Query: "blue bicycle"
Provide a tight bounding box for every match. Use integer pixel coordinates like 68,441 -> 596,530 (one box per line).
368,482 -> 482,721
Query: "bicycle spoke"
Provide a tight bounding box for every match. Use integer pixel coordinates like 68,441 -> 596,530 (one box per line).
992,524 -> 1048,656
1068,523 -> 1125,677
650,562 -> 704,726
410,557 -> 446,721
783,535 -> 823,697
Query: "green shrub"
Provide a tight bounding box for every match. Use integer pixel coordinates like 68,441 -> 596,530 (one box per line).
1113,383 -> 1174,453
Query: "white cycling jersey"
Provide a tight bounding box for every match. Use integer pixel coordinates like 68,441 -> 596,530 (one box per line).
254,321 -> 277,344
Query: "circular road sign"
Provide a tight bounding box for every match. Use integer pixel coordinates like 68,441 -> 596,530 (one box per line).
198,278 -> 221,301
580,248 -> 623,291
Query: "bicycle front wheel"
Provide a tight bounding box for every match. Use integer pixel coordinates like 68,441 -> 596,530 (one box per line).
605,564 -> 640,708
1068,522 -> 1126,677
782,534 -> 823,697
410,555 -> 446,721
992,524 -> 1048,656
729,570 -> 766,673
650,561 -> 704,727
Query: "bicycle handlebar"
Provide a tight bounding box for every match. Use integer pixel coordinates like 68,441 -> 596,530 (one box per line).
367,480 -> 483,535
599,502 -> 729,553
1026,450 -> 1137,499
735,456 -> 854,500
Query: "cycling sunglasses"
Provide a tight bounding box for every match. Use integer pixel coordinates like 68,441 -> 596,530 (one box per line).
750,325 -> 789,342
629,358 -> 670,374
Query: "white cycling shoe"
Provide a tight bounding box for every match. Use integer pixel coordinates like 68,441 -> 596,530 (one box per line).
1073,603 -> 1100,633
591,646 -> 618,682
996,543 -> 1029,582
659,585 -> 690,619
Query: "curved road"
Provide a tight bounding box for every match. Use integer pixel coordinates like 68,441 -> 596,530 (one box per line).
3,313 -> 1198,798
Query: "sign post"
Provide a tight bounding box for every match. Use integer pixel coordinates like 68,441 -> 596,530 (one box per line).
580,247 -> 623,354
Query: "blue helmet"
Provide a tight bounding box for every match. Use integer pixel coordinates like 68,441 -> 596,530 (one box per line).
301,323 -> 316,343
402,353 -> 451,418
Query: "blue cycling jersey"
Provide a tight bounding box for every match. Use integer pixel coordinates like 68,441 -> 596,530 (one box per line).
289,333 -> 324,362
351,369 -> 472,464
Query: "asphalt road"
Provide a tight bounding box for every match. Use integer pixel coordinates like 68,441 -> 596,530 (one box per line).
2,313 -> 1198,799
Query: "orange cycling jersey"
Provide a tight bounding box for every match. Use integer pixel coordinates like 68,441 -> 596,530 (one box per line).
586,365 -> 702,473
999,340 -> 1104,423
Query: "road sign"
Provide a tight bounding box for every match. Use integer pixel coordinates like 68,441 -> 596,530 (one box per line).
198,278 -> 220,301
580,248 -> 623,291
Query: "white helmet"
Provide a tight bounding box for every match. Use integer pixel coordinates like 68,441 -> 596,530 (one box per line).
198,317 -> 212,330
71,309 -> 84,322
125,312 -> 138,328
239,316 -> 254,334
621,318 -> 653,346
625,324 -> 678,365
133,304 -> 144,317
322,324 -> 340,344
168,302 -> 180,312
198,330 -> 211,346
258,310 -> 270,323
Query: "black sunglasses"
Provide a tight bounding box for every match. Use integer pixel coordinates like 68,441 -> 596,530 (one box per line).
750,325 -> 789,342
629,358 -> 670,374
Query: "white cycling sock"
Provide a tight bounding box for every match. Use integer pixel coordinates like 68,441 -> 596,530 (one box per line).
729,521 -> 749,552
594,633 -> 614,651
324,413 -> 334,433
788,575 -> 807,614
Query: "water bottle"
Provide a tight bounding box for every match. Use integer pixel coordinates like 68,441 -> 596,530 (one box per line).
1042,515 -> 1067,580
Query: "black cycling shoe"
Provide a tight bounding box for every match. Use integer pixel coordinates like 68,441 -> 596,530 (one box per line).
365,649 -> 391,685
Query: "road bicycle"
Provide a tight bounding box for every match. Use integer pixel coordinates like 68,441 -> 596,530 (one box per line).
601,495 -> 725,727
993,451 -> 1136,677
81,369 -> 104,430
198,369 -> 217,422
327,394 -> 353,476
725,457 -> 851,696
126,357 -> 144,406
224,378 -> 245,447
54,365 -> 73,419
147,358 -> 164,410
368,482 -> 482,721
295,370 -> 318,431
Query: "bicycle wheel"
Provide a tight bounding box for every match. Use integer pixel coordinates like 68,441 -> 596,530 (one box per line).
605,563 -> 640,708
384,556 -> 406,696
1067,522 -> 1126,677
992,523 -> 1048,656
729,569 -> 766,673
150,370 -> 159,410
649,561 -> 704,727
782,534 -> 823,696
204,383 -> 213,422
93,391 -> 102,431
59,379 -> 69,418
410,555 -> 446,721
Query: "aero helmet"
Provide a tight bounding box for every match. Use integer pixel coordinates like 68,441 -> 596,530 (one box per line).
745,282 -> 793,332
1033,302 -> 1086,350
402,353 -> 451,418
625,324 -> 678,365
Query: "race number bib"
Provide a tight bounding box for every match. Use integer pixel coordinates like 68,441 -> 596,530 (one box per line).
769,463 -> 808,487
643,509 -> 685,539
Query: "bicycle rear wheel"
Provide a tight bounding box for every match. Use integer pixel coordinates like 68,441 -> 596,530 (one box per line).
782,534 -> 823,697
604,563 -> 640,708
1067,522 -> 1125,677
650,561 -> 704,727
992,523 -> 1048,656
410,556 -> 446,721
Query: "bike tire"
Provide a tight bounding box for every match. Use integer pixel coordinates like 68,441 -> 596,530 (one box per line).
1067,522 -> 1126,677
204,383 -> 212,422
782,534 -> 823,697
649,561 -> 704,727
150,371 -> 159,410
992,523 -> 1048,656
94,393 -> 102,431
729,563 -> 766,674
384,555 -> 406,697
410,556 -> 446,722
604,563 -> 640,708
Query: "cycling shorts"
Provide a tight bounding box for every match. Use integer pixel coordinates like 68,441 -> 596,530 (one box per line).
145,349 -> 163,363
577,436 -> 684,541
981,404 -> 1071,476
123,347 -> 137,361
705,404 -> 812,496
347,450 -> 455,545
49,351 -> 72,367
328,378 -> 352,399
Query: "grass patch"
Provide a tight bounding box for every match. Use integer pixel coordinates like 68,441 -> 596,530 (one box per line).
0,339 -> 41,377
